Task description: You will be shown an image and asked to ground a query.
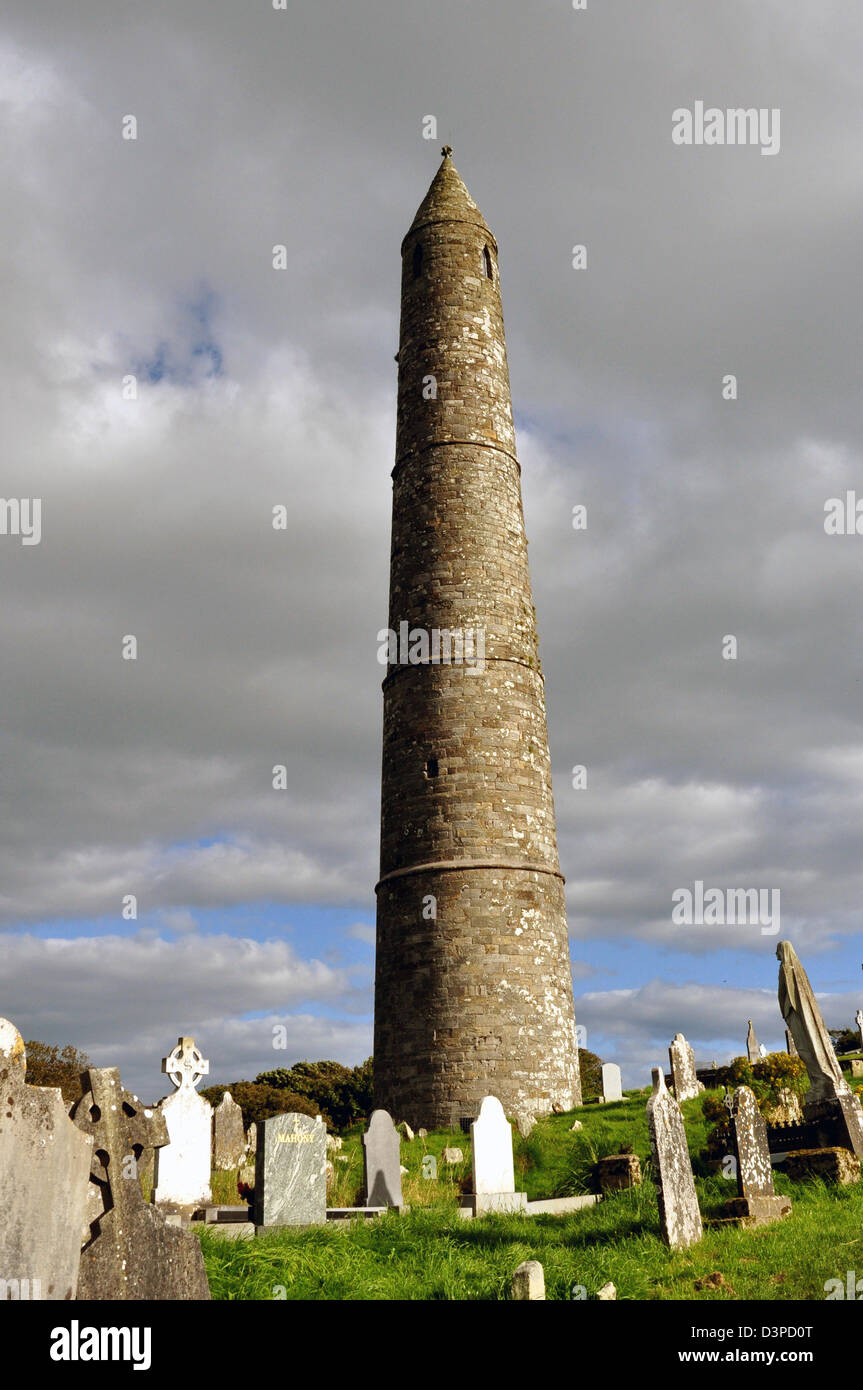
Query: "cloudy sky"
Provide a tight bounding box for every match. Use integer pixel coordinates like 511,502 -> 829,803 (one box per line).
1,0 -> 862,1098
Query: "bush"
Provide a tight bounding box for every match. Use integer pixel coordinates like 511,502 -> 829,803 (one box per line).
200,1081 -> 321,1128
255,1058 -> 373,1131
25,1040 -> 91,1106
578,1049 -> 603,1100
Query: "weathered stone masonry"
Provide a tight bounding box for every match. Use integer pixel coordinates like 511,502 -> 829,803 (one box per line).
373,149 -> 581,1128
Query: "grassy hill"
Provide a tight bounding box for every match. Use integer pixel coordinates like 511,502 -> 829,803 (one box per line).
200,1087 -> 863,1300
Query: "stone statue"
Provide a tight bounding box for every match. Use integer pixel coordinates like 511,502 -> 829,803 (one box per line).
776,941 -> 849,1103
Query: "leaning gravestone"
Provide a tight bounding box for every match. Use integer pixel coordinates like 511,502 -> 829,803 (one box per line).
153,1037 -> 213,1214
646,1068 -> 703,1250
213,1091 -> 246,1170
71,1066 -> 210,1299
601,1062 -> 623,1102
254,1112 -> 327,1227
466,1095 -> 526,1215
746,1021 -> 760,1063
0,1019 -> 93,1300
362,1109 -> 403,1208
722,1085 -> 791,1228
777,940 -> 863,1157
668,1033 -> 703,1103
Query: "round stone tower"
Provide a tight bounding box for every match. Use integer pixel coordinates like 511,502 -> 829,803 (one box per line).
373,148 -> 581,1128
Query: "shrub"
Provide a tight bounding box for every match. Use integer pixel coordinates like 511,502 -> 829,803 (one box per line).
201,1081 -> 321,1128
25,1040 -> 91,1106
255,1057 -> 373,1131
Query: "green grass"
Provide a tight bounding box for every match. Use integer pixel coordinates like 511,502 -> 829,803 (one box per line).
198,1089 -> 863,1300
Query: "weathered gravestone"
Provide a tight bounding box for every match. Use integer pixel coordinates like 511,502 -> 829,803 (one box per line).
646,1067 -> 702,1250
254,1112 -> 327,1227
722,1085 -> 791,1228
245,1121 -> 257,1155
0,1019 -> 93,1300
153,1037 -> 213,1213
785,1029 -> 798,1058
511,1260 -> 545,1300
668,1032 -> 703,1103
601,1062 -> 623,1102
857,1009 -> 863,1051
777,940 -> 863,1158
362,1109 -> 403,1208
466,1095 -> 526,1215
746,1021 -> 760,1063
213,1091 -> 246,1170
71,1067 -> 210,1298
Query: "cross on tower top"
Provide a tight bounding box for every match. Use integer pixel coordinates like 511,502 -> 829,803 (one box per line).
441,144 -> 453,158
162,1036 -> 209,1092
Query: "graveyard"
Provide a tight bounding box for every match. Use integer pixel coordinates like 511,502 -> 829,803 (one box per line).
5,941 -> 863,1303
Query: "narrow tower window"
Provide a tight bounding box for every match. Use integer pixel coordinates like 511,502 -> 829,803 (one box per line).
425,757 -> 439,779
481,245 -> 493,281
413,243 -> 423,279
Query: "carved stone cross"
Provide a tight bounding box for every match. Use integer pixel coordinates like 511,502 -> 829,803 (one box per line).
162,1036 -> 209,1092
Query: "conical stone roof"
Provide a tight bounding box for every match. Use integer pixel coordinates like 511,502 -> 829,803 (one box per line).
403,146 -> 495,248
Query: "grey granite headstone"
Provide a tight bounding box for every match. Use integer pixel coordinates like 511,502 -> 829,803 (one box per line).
777,942 -> 850,1103
746,1021 -> 760,1063
213,1091 -> 246,1170
645,1067 -> 703,1250
0,1019 -> 93,1300
71,1067 -> 210,1299
777,940 -> 863,1158
601,1062 -> 623,1102
668,1032 -> 703,1102
362,1109 -> 402,1207
723,1085 -> 791,1227
254,1112 -> 327,1227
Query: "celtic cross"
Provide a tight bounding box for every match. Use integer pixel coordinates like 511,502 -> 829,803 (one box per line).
162,1036 -> 209,1092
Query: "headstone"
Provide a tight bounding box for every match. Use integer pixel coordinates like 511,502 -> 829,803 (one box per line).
397,1121 -> 414,1142
511,1260 -> 544,1300
851,1060 -> 863,1079
71,1067 -> 210,1299
153,1037 -> 213,1213
777,941 -> 863,1157
326,1133 -> 342,1151
442,1146 -> 463,1165
362,1109 -> 403,1208
515,1110 -> 536,1138
245,1122 -> 257,1155
759,1043 -> 768,1058
645,1067 -> 703,1250
668,1033 -> 703,1103
746,1021 -> 760,1063
0,1020 -> 93,1301
417,1128 -> 428,1140
856,1009 -> 863,1050
254,1112 -> 327,1227
467,1095 -> 526,1215
601,1063 -> 623,1102
596,1282 -> 617,1300
213,1091 -> 246,1170
785,1029 -> 798,1057
722,1085 -> 791,1228
570,1119 -> 583,1132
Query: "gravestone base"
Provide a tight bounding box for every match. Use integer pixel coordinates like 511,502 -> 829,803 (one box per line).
206,1224 -> 255,1241
596,1153 -> 641,1193
721,1194 -> 792,1228
460,1191 -> 527,1216
326,1206 -> 389,1220
783,1146 -> 860,1185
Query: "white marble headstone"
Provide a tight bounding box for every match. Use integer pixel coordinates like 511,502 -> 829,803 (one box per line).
153,1036 -> 213,1212
470,1095 -> 515,1196
601,1062 -> 623,1102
